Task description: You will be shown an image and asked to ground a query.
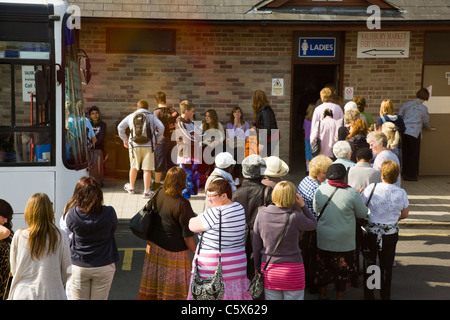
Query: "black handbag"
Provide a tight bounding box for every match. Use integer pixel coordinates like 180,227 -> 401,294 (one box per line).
191,209 -> 225,300
249,211 -> 291,299
311,120 -> 321,156
129,187 -> 162,240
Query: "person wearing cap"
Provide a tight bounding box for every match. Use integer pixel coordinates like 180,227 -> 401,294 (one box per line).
261,156 -> 289,188
313,163 -> 368,300
232,154 -> 272,279
203,152 -> 236,210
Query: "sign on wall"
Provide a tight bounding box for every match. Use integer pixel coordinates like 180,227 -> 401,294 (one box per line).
357,31 -> 410,58
299,37 -> 336,58
272,78 -> 284,96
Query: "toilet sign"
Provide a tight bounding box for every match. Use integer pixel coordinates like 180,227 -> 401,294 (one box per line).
299,37 -> 336,58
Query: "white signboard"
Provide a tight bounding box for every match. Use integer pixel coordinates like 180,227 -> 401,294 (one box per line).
344,87 -> 354,100
272,78 -> 284,96
22,65 -> 35,102
357,31 -> 410,58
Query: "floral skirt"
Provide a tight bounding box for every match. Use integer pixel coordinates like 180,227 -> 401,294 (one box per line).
138,241 -> 192,300
316,248 -> 355,292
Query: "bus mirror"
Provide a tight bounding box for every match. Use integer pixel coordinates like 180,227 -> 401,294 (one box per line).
78,49 -> 91,85
34,70 -> 48,105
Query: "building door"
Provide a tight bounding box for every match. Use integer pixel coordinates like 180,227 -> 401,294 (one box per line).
290,64 -> 339,175
419,64 -> 450,175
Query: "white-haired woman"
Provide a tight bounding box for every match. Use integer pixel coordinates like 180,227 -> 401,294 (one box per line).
367,131 -> 401,187
332,140 -> 355,178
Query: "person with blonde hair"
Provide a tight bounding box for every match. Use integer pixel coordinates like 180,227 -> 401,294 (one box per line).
296,154 -> 333,293
8,193 -> 71,300
375,99 -> 405,134
311,87 -> 343,137
382,121 -> 401,162
252,181 -> 317,300
361,160 -> 409,300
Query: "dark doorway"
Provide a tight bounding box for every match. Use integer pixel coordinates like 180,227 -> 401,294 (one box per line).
290,64 -> 339,175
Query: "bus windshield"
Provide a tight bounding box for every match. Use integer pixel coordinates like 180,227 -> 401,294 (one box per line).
0,23 -> 88,168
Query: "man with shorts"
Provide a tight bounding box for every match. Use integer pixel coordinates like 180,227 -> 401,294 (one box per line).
117,99 -> 164,198
152,91 -> 179,191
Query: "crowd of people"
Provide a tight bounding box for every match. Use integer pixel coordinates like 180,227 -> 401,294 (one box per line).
0,86 -> 430,300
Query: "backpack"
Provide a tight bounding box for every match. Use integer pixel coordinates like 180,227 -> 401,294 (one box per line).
131,112 -> 151,144
156,107 -> 179,138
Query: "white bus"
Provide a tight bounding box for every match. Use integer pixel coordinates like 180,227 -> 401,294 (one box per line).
0,0 -> 90,230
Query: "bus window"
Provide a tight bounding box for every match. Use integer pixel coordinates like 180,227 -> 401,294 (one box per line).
0,63 -> 52,164
63,25 -> 88,169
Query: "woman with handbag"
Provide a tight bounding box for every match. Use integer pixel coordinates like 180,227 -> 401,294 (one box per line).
361,160 -> 409,300
313,163 -> 368,300
252,181 -> 317,300
188,179 -> 251,300
138,166 -> 197,300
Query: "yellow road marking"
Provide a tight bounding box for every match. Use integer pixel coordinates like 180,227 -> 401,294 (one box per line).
400,233 -> 450,237
118,248 -> 146,271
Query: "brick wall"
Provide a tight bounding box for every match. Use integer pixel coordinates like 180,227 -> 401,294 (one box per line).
342,30 -> 425,120
80,23 -> 292,173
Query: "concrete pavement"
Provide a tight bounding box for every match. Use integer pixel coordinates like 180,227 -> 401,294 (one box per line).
103,172 -> 450,229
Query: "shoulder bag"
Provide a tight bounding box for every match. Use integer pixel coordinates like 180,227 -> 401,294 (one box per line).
360,183 -> 377,233
249,211 -> 291,299
317,187 -> 338,222
129,187 -> 162,240
191,209 -> 225,300
311,120 -> 321,156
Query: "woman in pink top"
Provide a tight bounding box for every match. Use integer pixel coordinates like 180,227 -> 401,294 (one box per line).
252,181 -> 317,300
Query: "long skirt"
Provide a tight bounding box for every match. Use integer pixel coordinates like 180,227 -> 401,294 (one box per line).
316,248 -> 356,292
187,248 -> 252,300
138,241 -> 192,300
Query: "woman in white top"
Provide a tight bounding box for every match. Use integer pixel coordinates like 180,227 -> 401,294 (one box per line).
367,130 -> 401,187
188,179 -> 252,300
8,193 -> 71,300
361,160 -> 409,300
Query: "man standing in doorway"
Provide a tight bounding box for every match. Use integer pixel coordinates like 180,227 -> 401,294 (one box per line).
152,91 -> 179,191
399,88 -> 431,181
117,99 -> 164,198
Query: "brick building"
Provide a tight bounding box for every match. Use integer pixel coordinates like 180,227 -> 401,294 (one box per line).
71,0 -> 450,176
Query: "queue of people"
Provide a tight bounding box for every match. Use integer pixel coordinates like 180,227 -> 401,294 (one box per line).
0,87 -> 426,301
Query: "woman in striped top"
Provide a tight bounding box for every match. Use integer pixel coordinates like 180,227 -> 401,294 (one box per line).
188,179 -> 251,300
252,181 -> 317,300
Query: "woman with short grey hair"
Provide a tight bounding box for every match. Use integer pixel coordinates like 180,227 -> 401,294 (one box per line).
332,140 -> 355,175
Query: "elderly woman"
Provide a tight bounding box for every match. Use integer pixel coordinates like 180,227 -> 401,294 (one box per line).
367,131 -> 401,187
333,140 -> 355,177
297,154 -> 333,292
252,181 -> 317,300
138,167 -> 197,300
361,160 -> 408,300
314,163 -> 368,300
189,179 -> 251,300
